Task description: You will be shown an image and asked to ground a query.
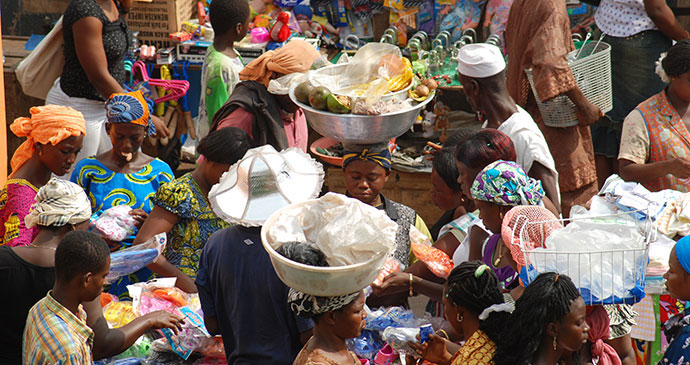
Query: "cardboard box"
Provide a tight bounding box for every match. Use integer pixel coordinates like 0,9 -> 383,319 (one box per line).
127,0 -> 197,48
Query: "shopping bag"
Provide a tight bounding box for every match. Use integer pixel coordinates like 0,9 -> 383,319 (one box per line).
15,17 -> 65,99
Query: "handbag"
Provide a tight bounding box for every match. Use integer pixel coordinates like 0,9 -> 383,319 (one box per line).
15,16 -> 65,100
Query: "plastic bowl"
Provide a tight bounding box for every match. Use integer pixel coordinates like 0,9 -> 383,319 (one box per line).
309,137 -> 343,167
309,137 -> 397,167
260,200 -> 389,296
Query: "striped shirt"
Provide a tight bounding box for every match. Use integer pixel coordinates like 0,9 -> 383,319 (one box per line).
23,291 -> 94,364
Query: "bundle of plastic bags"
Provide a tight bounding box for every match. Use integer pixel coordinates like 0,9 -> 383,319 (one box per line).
127,278 -> 211,360
106,233 -> 166,284
528,219 -> 648,304
266,193 -> 396,266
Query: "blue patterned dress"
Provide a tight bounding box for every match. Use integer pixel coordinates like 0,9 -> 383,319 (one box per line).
71,157 -> 173,298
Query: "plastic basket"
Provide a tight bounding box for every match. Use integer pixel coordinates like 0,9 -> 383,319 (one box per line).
525,41 -> 612,128
514,211 -> 654,305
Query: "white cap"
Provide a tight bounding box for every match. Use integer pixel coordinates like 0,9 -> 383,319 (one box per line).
456,43 -> 506,78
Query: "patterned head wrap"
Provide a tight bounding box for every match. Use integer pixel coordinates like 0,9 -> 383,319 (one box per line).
343,146 -> 392,170
288,288 -> 361,318
240,39 -> 320,87
675,236 -> 690,275
105,90 -> 156,135
470,160 -> 543,206
10,105 -> 87,173
25,178 -> 92,228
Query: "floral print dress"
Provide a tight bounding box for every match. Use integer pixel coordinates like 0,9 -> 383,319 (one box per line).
155,172 -> 229,279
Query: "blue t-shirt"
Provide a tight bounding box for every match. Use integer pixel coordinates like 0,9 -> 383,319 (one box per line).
196,226 -> 313,364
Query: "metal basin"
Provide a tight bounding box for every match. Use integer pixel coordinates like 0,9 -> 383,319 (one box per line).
291,88 -> 433,144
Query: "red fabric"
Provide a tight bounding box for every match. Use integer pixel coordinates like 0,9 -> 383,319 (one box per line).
216,107 -> 308,152
586,306 -> 622,365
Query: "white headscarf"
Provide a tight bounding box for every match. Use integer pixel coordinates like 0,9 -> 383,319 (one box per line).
25,178 -> 92,228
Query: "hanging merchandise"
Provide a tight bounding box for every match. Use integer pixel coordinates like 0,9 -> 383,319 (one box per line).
417,0 -> 436,34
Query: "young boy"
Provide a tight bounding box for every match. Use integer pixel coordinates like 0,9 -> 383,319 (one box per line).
197,0 -> 251,141
23,231 -> 110,364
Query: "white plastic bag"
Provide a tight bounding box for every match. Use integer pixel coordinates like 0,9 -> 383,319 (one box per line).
92,205 -> 138,242
266,193 -> 397,266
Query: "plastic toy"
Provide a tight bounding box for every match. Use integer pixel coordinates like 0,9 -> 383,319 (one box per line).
269,12 -> 291,42
250,27 -> 270,43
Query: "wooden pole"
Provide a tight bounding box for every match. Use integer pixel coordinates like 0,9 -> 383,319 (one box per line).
0,14 -> 8,186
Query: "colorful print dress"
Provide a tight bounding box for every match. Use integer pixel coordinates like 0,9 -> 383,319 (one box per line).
451,329 -> 496,365
71,157 -> 173,298
154,173 -> 229,279
0,179 -> 39,247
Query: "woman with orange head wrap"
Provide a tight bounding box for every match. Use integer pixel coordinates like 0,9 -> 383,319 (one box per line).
210,39 -> 320,151
1,105 -> 86,247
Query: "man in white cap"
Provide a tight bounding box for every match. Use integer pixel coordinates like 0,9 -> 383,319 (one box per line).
457,43 -> 561,215
195,145 -> 325,364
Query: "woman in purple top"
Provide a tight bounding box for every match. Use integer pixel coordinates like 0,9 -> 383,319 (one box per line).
469,160 -> 545,294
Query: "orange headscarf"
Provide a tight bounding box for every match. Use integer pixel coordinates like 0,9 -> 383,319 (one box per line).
10,105 -> 87,173
239,39 -> 320,87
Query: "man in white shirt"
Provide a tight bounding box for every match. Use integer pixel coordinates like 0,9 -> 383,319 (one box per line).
456,43 -> 561,214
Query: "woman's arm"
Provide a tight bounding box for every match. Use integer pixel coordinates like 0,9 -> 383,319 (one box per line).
132,205 -> 179,245
528,162 -> 561,215
132,206 -> 197,293
566,87 -> 603,126
619,158 -> 690,181
72,17 -> 126,99
645,0 -> 690,41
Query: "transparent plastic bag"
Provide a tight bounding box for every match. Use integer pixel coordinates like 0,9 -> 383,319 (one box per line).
91,205 -> 138,242
372,257 -> 402,286
382,327 -> 418,353
534,221 -> 647,302
127,278 -> 210,360
343,43 -> 402,86
106,233 -> 166,284
409,226 -> 453,278
267,193 -> 397,266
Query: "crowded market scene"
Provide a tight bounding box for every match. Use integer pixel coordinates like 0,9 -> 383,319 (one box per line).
2,0 -> 690,363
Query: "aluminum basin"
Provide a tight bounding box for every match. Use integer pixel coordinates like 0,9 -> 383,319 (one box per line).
291,88 -> 433,144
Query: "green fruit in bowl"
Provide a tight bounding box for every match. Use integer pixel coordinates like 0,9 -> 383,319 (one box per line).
309,86 -> 331,110
326,94 -> 351,114
294,81 -> 314,104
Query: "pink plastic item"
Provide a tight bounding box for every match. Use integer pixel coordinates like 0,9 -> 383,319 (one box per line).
250,27 -> 270,43
360,360 -> 370,365
374,344 -> 397,365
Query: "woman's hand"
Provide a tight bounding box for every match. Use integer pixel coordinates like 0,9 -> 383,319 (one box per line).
672,158 -> 690,179
150,115 -> 170,139
129,209 -> 148,228
142,310 -> 184,334
371,272 -> 411,296
408,334 -> 454,365
575,99 -> 603,127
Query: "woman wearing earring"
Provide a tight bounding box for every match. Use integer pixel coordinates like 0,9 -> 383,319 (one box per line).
469,160 -> 545,294
494,272 -> 589,365
618,39 -> 690,193
0,106 -> 86,247
408,261 -> 512,364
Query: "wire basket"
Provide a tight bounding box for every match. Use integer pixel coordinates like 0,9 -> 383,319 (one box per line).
525,41 -> 612,128
514,211 -> 654,305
